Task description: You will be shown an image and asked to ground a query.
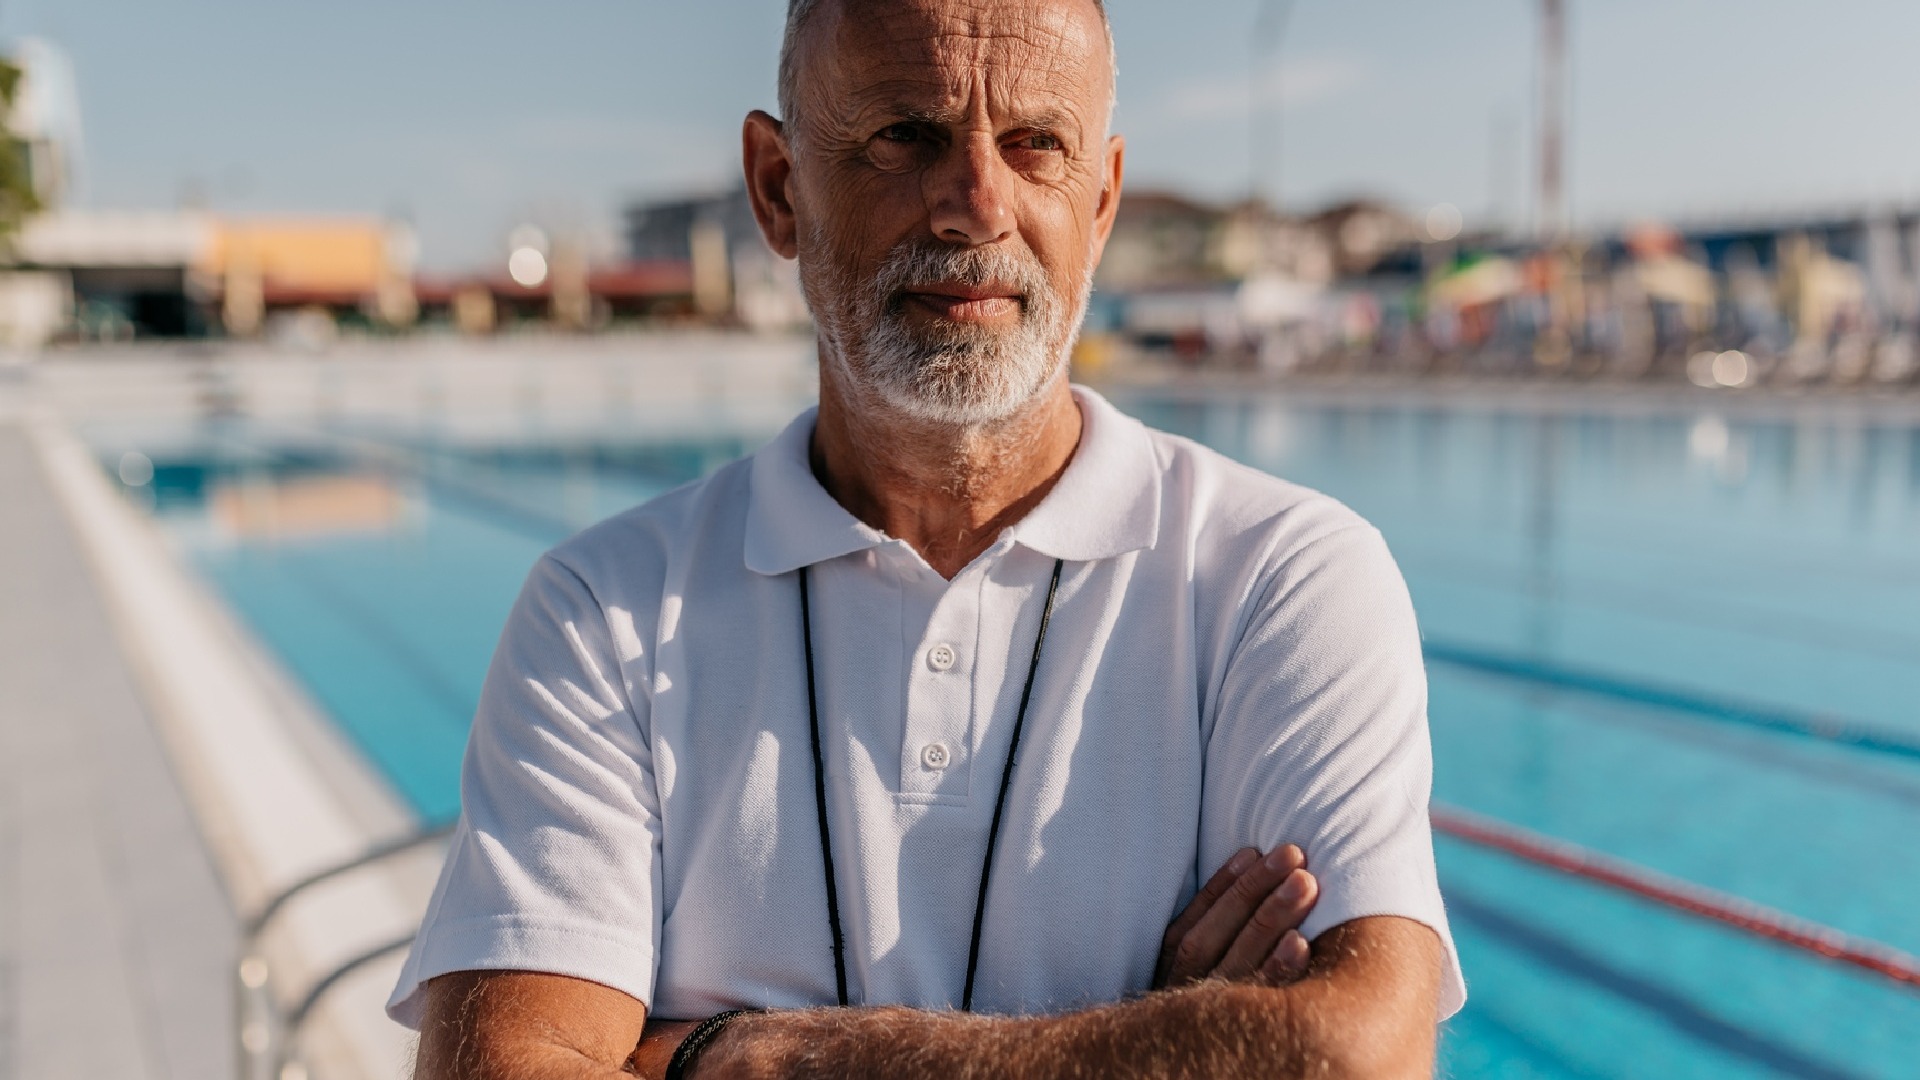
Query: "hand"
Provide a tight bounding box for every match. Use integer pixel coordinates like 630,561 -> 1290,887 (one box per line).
1154,844 -> 1319,989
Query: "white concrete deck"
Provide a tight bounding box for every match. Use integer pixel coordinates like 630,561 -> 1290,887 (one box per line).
0,422 -> 236,1080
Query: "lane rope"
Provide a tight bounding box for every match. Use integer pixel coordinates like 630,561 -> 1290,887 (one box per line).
1424,642 -> 1920,763
1431,803 -> 1920,992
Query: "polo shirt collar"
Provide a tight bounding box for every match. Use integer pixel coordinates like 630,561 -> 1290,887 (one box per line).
1007,386 -> 1162,562
742,385 -> 1162,576
744,407 -> 888,576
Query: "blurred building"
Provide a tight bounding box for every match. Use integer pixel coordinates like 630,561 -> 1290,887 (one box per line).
6,212 -> 421,344
1306,199 -> 1428,278
624,188 -> 808,330
1096,191 -> 1224,289
1089,181 -> 1920,388
203,217 -> 419,337
12,211 -> 212,341
1097,191 -> 1424,294
415,260 -> 698,334
1098,192 -> 1429,365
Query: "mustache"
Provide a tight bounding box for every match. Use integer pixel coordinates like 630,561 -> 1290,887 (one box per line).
868,241 -> 1054,318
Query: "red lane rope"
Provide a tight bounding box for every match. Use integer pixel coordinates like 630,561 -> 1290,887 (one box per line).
1430,803 -> 1920,991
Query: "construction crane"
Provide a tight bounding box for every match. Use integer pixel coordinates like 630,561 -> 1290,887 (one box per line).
1538,0 -> 1567,243
1535,0 -> 1578,369
1250,0 -> 1297,217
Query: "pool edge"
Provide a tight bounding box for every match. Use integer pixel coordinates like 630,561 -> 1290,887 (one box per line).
28,406 -> 434,1080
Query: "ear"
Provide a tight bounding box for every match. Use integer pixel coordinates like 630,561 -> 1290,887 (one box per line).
1088,133 -> 1126,264
743,110 -> 799,259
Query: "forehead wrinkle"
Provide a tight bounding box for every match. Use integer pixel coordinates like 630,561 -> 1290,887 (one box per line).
859,0 -> 1077,50
812,0 -> 1108,131
834,57 -> 1097,140
844,34 -> 1093,92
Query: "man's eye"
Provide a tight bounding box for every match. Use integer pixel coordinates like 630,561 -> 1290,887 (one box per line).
878,123 -> 922,143
1013,134 -> 1063,152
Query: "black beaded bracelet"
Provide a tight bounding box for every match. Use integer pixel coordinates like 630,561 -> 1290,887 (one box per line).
664,1008 -> 756,1080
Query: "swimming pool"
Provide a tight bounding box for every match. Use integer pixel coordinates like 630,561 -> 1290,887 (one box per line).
95,385 -> 1920,1078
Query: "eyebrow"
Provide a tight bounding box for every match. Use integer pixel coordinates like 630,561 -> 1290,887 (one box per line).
1006,108 -> 1075,133
873,103 -> 1078,135
883,104 -> 964,126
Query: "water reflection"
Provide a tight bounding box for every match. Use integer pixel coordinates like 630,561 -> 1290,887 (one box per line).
1115,392 -> 1920,731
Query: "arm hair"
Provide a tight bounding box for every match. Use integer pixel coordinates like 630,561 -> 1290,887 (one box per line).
700,916 -> 1442,1080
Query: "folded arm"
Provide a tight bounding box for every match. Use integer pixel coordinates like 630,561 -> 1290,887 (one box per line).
681,915 -> 1440,1080
415,914 -> 1440,1080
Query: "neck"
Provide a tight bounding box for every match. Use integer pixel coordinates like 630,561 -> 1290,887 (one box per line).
811,365 -> 1082,579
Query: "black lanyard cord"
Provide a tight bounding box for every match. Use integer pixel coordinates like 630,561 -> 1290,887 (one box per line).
797,566 -> 850,1009
799,557 -> 1066,1011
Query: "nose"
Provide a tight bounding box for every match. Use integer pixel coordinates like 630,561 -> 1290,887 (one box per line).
925,133 -> 1017,246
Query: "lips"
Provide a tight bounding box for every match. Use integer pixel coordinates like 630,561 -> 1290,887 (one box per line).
901,282 -> 1024,322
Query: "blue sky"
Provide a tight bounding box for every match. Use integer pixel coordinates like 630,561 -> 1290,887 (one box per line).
11,0 -> 1920,268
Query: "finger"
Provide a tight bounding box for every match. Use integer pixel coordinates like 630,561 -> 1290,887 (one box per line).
1211,868 -> 1318,981
1156,848 -> 1257,985
1258,930 -> 1312,985
1168,849 -> 1257,942
1167,844 -> 1305,983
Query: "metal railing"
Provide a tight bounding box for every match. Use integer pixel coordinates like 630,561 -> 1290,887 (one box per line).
236,822 -> 455,1080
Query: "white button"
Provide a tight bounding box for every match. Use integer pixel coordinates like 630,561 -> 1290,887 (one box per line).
926,643 -> 956,671
921,742 -> 952,769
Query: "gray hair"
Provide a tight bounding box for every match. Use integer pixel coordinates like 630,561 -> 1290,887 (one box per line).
777,0 -> 831,132
777,0 -> 1114,143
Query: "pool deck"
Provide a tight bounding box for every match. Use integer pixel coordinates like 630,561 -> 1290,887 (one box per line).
0,420 -> 237,1080
0,339 -> 830,1080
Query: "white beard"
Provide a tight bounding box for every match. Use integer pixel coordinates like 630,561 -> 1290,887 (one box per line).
801,227 -> 1094,427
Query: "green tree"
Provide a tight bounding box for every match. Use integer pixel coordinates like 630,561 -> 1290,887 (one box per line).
0,56 -> 42,244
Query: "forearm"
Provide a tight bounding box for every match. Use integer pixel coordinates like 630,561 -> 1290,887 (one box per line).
414,971 -> 656,1080
699,981 -> 1414,1080
431,1046 -> 635,1080
419,1028 -> 643,1080
698,920 -> 1439,1080
700,986 -> 1282,1080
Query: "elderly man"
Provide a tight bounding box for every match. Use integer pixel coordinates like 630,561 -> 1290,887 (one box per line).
393,0 -> 1463,1075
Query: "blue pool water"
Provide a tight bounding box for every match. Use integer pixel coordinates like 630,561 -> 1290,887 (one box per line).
99,388 -> 1920,1078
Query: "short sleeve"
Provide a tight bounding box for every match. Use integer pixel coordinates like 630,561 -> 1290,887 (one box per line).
1201,523 -> 1466,1019
387,553 -> 663,1027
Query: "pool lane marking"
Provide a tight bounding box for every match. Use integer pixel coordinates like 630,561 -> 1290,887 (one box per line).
1436,995 -> 1620,1080
1423,641 -> 1920,763
1432,803 -> 1920,992
1541,686 -> 1920,813
273,555 -> 481,728
289,421 -> 745,548
1401,551 -> 1920,666
1440,889 -> 1868,1080
208,422 -> 583,544
411,470 -> 576,543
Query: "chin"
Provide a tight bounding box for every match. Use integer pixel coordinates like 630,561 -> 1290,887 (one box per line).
868,344 -> 1070,428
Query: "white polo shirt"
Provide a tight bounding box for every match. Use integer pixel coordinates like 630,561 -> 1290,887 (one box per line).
388,385 -> 1465,1025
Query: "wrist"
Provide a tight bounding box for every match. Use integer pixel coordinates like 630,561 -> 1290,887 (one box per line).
691,1008 -> 843,1080
693,1006 -> 969,1080
667,1009 -> 759,1080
